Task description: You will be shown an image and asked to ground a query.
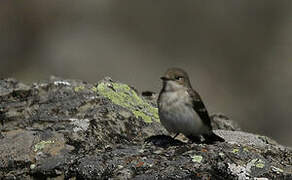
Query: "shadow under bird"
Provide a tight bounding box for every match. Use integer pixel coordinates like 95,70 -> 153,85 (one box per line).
157,67 -> 224,143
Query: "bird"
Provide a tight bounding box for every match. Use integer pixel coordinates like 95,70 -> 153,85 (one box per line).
157,67 -> 224,143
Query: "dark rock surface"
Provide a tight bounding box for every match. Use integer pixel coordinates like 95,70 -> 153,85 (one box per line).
0,77 -> 291,179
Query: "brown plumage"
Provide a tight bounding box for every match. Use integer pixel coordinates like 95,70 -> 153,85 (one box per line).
158,67 -> 224,143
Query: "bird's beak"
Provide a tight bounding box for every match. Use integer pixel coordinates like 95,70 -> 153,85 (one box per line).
160,76 -> 171,81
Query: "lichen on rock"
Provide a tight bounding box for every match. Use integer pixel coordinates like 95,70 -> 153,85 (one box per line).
0,77 -> 291,179
97,78 -> 159,123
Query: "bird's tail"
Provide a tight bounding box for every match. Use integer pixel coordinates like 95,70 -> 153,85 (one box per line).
203,132 -> 225,144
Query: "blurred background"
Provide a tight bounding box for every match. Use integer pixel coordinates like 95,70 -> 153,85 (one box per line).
0,1 -> 291,146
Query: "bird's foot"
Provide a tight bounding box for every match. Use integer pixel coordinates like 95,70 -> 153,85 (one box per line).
186,135 -> 203,144
145,135 -> 185,148
202,132 -> 225,144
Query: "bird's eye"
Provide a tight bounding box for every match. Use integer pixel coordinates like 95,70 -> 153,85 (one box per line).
175,76 -> 183,80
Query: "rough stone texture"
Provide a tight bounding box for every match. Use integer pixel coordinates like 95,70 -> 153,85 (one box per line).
0,77 -> 291,179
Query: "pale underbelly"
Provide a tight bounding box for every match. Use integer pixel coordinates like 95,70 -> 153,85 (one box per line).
159,105 -> 208,136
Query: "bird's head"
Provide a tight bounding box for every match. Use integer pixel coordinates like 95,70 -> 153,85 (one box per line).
160,68 -> 192,91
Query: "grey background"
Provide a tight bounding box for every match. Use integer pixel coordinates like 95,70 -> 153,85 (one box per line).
1,1 -> 291,146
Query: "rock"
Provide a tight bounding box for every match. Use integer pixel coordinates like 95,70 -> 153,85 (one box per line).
211,113 -> 241,131
0,77 -> 291,179
0,130 -> 35,179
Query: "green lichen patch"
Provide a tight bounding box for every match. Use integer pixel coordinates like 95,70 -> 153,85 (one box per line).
243,147 -> 249,152
255,159 -> 265,168
91,86 -> 98,92
34,140 -> 55,152
232,148 -> 239,153
97,81 -> 159,123
250,158 -> 265,169
74,86 -> 85,92
191,155 -> 203,163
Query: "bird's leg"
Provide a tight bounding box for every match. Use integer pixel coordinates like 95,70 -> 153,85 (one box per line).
172,133 -> 179,139
203,132 -> 225,144
186,135 -> 202,144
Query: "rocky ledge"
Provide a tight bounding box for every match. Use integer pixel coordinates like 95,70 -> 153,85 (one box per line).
0,77 -> 291,179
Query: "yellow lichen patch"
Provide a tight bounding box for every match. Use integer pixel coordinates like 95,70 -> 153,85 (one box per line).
191,155 -> 203,163
97,81 -> 159,123
74,86 -> 85,92
256,162 -> 265,168
251,159 -> 265,168
243,147 -> 249,152
91,86 -> 98,92
232,148 -> 239,153
34,140 -> 54,152
255,160 -> 265,168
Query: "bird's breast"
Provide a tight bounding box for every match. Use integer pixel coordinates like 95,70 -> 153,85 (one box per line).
159,89 -> 189,106
158,90 -> 207,135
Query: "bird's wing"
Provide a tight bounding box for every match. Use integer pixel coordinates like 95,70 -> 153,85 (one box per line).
187,89 -> 212,129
